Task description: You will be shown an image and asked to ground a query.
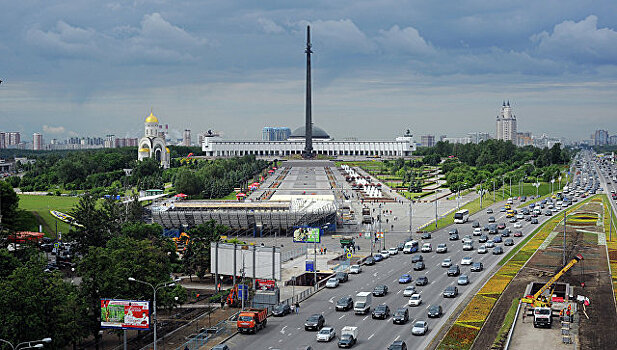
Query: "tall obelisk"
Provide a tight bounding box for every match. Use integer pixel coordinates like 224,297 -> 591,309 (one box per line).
303,25 -> 314,158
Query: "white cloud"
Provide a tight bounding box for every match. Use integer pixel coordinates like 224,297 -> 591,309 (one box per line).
376,25 -> 435,56
531,15 -> 617,64
257,18 -> 284,34
26,21 -> 100,58
297,19 -> 375,54
43,125 -> 68,134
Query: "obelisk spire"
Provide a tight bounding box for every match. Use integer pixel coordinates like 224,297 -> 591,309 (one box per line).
303,25 -> 314,158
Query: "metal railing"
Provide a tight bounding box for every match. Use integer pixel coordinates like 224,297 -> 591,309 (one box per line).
175,320 -> 228,350
281,246 -> 307,262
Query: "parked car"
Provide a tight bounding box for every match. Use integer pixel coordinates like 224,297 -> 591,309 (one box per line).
388,247 -> 399,256
349,264 -> 362,274
380,250 -> 390,258
373,254 -> 383,262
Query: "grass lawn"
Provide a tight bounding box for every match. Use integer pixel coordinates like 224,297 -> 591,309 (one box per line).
18,195 -> 80,236
215,192 -> 239,200
492,298 -> 520,348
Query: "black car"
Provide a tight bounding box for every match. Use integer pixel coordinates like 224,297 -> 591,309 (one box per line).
373,285 -> 388,296
336,272 -> 349,283
304,314 -> 325,331
421,232 -> 432,239
504,238 -> 514,246
525,216 -> 532,221
531,218 -> 539,224
365,256 -> 376,265
338,333 -> 356,348
447,265 -> 460,277
388,340 -> 407,350
471,262 -> 484,272
486,208 -> 494,214
501,231 -> 510,237
449,233 -> 459,241
488,224 -> 498,234
416,276 -> 429,286
411,254 -> 423,263
443,286 -> 458,298
488,216 -> 496,223
392,308 -> 409,324
397,242 -> 405,251
493,246 -> 504,255
336,296 -> 354,311
427,305 -> 443,318
479,234 -> 488,243
414,261 -> 425,271
371,304 -> 390,319
448,228 -> 459,235
471,221 -> 480,228
272,303 -> 291,317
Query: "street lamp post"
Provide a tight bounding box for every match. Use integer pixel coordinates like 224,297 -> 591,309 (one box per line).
408,200 -> 413,240
128,277 -> 179,350
0,338 -> 52,350
551,178 -> 555,194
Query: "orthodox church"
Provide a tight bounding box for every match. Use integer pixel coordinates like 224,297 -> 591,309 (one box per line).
138,112 -> 170,168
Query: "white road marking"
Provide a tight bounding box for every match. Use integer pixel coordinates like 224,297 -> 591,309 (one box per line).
280,326 -> 287,334
368,333 -> 375,340
363,315 -> 369,321
395,335 -> 400,341
339,315 -> 345,319
329,297 -> 334,303
396,289 -> 401,294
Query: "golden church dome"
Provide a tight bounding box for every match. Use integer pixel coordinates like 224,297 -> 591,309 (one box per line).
145,112 -> 159,123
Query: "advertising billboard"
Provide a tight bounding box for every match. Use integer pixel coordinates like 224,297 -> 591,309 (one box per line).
100,299 -> 150,330
210,243 -> 281,280
293,227 -> 321,243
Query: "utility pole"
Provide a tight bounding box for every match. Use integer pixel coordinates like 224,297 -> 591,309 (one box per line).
409,200 -> 413,240
241,254 -> 246,311
509,177 -> 512,197
313,235 -> 317,292
502,177 -> 505,199
563,209 -> 567,265
378,205 -> 382,250
493,180 -> 496,202
434,200 -> 438,229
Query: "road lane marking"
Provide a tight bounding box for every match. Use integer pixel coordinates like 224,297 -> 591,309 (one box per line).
339,315 -> 345,319
363,315 -> 369,321
280,326 -> 287,334
368,333 -> 375,340
395,335 -> 400,341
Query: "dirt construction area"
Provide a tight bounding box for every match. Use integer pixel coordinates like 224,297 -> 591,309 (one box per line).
472,198 -> 617,350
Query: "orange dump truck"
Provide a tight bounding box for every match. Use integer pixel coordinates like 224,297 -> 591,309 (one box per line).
237,308 -> 268,334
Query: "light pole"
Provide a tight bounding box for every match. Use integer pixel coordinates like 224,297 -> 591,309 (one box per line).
551,178 -> 555,194
558,176 -> 562,192
408,200 -> 413,240
128,277 -> 179,350
0,338 -> 52,350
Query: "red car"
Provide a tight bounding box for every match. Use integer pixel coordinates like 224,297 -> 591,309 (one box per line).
497,223 -> 506,230
514,231 -> 523,237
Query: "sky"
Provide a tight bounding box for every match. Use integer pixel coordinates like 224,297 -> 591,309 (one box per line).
1,1 -> 617,142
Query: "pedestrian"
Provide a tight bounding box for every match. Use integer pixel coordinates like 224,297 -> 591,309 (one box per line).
295,302 -> 300,314
220,297 -> 225,309
324,247 -> 327,254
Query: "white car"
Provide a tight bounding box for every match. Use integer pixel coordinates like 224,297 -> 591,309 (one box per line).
412,321 -> 428,335
316,327 -> 336,342
421,243 -> 432,253
380,250 -> 390,259
513,222 -> 522,228
325,278 -> 339,288
441,258 -> 452,267
403,286 -> 417,297
349,264 -> 362,274
478,245 -> 487,254
461,257 -> 473,265
516,214 -> 524,220
408,293 -> 422,306
473,228 -> 482,236
388,247 -> 399,255
486,241 -> 495,248
463,243 -> 473,251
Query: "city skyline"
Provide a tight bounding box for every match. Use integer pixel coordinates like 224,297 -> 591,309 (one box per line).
1,1 -> 617,141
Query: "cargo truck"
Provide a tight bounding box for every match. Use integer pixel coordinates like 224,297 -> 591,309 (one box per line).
237,308 -> 268,334
354,292 -> 372,315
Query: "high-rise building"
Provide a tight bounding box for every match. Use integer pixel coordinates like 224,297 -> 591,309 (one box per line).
496,101 -> 517,143
593,129 -> 609,146
262,127 -> 291,141
7,132 -> 20,145
0,132 -> 5,149
610,135 -> 617,146
183,129 -> 191,146
467,132 -> 491,144
420,135 -> 435,147
104,135 -> 116,148
33,133 -> 43,150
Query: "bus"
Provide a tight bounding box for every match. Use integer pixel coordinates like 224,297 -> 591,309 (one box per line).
403,240 -> 419,254
454,209 -> 470,224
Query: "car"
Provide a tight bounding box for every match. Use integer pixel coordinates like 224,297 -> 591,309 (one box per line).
488,224 -> 498,234
478,245 -> 487,254
336,272 -> 349,283
443,286 -> 458,298
399,274 -> 412,284
448,228 -> 459,235
545,210 -> 552,216
392,308 -> 409,325
338,332 -> 356,348
493,246 -> 504,255
272,303 -> 292,316
436,243 -> 448,253
504,238 -> 514,246
472,220 -> 480,228
501,230 -> 510,237
488,216 -> 496,223
408,293 -> 422,306
397,242 -> 405,251
461,257 -> 473,265
447,265 -> 460,276
486,241 -> 495,248
449,233 -> 459,241
336,296 -> 354,311
525,216 -> 532,221
471,262 -> 484,272
421,243 -> 432,252
380,250 -> 390,259
462,237 -> 472,245
388,340 -> 408,350
497,223 -> 506,230
403,285 -> 417,297
372,304 -> 390,319
411,321 -> 428,335
517,214 -> 524,220
373,285 -> 388,296
486,208 -> 494,214
365,256 -> 376,265
473,228 -> 482,236
416,276 -> 429,286
479,234 -> 488,243
509,217 -> 517,223
374,254 -> 383,262
414,261 -> 425,271
421,232 -> 432,239
463,243 -> 473,251
457,274 -> 469,285
427,305 -> 443,318
514,222 -> 522,228
411,254 -> 423,263
389,247 -> 399,255
305,314 -> 325,331
326,278 -> 340,288
316,327 -> 336,342
349,264 -> 362,274
500,207 -> 507,212
212,345 -> 230,350
493,236 -> 502,243
441,258 -> 452,267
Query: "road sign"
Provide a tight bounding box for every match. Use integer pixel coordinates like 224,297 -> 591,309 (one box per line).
376,232 -> 384,238
346,252 -> 353,259
53,242 -> 60,248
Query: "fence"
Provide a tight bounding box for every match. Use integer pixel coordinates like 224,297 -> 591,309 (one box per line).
281,246 -> 307,263
175,320 -> 228,350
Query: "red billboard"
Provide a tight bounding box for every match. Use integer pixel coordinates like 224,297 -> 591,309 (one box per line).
100,299 -> 150,330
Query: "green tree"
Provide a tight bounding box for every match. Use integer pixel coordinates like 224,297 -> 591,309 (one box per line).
0,180 -> 20,231
174,168 -> 202,195
184,221 -> 228,280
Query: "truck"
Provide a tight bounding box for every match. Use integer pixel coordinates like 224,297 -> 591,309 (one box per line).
340,236 -> 355,248
533,307 -> 552,328
237,308 -> 268,334
354,292 -> 372,315
338,326 -> 358,348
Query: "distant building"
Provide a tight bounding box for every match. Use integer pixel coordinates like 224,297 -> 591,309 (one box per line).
496,101 -> 517,143
593,129 -> 609,146
439,135 -> 447,142
420,135 -> 435,147
33,133 -> 43,151
610,135 -> 617,146
183,129 -> 191,146
7,132 -> 20,146
262,127 -> 291,141
516,132 -> 533,146
467,132 -> 491,144
138,112 -> 170,168
442,137 -> 472,144
105,135 -> 116,148
115,138 -> 139,148
0,132 -> 5,149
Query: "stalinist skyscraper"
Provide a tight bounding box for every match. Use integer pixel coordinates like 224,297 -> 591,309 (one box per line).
496,101 -> 517,143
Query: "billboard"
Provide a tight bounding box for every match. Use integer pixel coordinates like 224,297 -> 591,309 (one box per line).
211,243 -> 281,280
293,227 -> 321,243
100,299 -> 150,330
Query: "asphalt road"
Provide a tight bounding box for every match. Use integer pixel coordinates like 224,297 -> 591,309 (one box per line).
224,199 -> 558,350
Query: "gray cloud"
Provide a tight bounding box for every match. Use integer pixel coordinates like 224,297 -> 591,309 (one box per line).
376,25 -> 435,56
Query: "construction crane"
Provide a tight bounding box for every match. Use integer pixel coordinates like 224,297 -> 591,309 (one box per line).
521,253 -> 583,308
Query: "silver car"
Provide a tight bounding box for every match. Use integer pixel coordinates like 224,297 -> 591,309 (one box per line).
403,286 -> 416,297
316,327 -> 336,342
349,265 -> 362,274
412,321 -> 428,335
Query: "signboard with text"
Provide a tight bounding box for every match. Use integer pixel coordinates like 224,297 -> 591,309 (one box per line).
100,299 -> 150,330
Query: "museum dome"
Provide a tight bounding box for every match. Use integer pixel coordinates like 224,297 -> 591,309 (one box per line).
289,125 -> 330,139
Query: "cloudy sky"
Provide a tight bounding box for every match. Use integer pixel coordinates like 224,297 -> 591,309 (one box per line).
1,1 -> 617,142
